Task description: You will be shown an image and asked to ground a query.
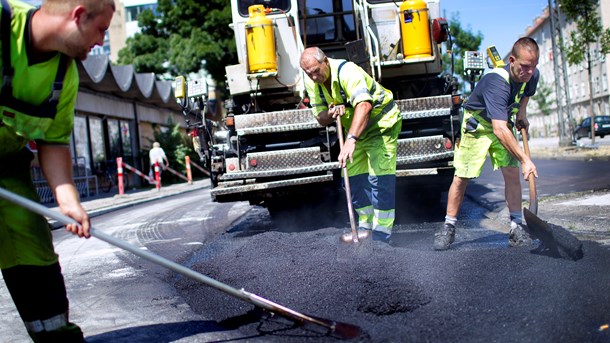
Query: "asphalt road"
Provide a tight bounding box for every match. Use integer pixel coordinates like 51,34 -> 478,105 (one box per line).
1,159 -> 609,342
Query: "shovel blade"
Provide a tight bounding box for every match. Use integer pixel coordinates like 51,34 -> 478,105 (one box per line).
524,208 -> 584,261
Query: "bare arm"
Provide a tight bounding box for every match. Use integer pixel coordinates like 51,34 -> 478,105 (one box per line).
515,96 -> 530,131
338,101 -> 372,167
491,119 -> 538,180
315,109 -> 334,127
39,144 -> 90,238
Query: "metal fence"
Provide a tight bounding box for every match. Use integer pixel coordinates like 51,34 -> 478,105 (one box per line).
32,156 -> 99,204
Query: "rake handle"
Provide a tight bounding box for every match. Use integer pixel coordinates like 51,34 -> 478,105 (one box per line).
0,187 -> 361,338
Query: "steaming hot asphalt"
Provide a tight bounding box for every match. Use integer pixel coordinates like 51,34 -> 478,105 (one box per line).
172,212 -> 610,342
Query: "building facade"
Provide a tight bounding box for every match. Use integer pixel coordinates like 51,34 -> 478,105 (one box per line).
33,55 -> 196,203
523,2 -> 610,139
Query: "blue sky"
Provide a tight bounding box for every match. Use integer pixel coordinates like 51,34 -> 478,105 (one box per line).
441,0 -> 549,58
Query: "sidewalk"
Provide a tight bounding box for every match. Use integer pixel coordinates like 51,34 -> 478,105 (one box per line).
47,178 -> 211,228
528,136 -> 610,161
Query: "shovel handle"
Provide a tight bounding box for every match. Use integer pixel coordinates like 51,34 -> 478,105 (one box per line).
520,128 -> 538,215
336,118 -> 359,242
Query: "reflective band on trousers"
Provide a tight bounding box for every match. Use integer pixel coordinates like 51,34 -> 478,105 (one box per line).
24,312 -> 68,333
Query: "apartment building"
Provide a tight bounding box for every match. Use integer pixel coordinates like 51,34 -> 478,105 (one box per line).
524,2 -> 610,138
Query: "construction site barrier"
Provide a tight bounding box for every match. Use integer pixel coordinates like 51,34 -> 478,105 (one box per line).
121,161 -> 155,185
185,156 -> 193,184
110,157 -> 210,194
190,160 -> 210,176
116,157 -> 125,195
155,161 -> 161,191
164,165 -> 189,183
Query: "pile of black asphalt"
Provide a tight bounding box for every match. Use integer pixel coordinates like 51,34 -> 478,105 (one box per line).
172,209 -> 610,343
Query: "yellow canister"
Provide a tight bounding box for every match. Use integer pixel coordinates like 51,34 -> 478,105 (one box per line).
245,5 -> 277,73
399,0 -> 432,59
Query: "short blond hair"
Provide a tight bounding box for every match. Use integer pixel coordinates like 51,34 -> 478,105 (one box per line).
42,0 -> 115,16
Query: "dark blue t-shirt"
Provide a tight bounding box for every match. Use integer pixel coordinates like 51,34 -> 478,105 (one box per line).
464,65 -> 540,122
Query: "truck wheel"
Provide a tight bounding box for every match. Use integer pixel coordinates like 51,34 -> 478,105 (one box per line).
209,171 -> 219,187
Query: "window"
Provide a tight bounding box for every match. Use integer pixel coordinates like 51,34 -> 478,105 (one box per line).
603,73 -> 608,92
73,115 -> 91,172
298,0 -> 356,45
125,3 -> 158,22
90,116 -> 105,164
107,119 -> 133,162
120,121 -> 132,159
595,76 -> 600,94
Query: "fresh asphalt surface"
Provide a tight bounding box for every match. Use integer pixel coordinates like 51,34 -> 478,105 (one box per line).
170,207 -> 610,343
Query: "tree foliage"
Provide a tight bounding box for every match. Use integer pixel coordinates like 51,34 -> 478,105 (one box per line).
559,0 -> 610,65
441,13 -> 484,91
118,0 -> 236,85
531,78 -> 555,116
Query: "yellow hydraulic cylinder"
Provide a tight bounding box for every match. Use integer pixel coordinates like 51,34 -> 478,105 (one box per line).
399,0 -> 432,59
245,5 -> 277,74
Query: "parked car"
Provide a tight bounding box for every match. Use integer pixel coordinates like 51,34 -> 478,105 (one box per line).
574,115 -> 610,140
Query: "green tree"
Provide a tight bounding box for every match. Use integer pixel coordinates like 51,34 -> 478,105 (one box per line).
118,0 -> 236,87
531,78 -> 555,136
558,0 -> 610,144
441,13 -> 484,93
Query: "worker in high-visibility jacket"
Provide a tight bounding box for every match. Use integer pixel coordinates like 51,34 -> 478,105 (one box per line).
434,37 -> 540,251
300,47 -> 402,242
0,0 -> 115,341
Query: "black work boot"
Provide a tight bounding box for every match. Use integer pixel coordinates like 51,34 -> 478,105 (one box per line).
434,223 -> 456,251
508,223 -> 533,247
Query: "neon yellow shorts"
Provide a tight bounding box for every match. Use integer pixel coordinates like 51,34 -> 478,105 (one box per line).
453,110 -> 519,178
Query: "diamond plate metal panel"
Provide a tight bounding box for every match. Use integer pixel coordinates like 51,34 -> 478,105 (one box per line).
396,135 -> 453,165
219,162 -> 339,181
246,147 -> 323,171
395,95 -> 452,112
401,108 -> 451,120
211,174 -> 334,197
235,109 -> 322,136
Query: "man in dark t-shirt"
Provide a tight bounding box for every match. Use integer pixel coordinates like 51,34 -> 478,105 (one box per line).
434,37 -> 540,251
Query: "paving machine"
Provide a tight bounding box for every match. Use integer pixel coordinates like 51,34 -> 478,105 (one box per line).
179,0 -> 462,208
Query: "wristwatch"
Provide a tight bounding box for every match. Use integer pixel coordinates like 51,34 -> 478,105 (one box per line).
347,134 -> 358,142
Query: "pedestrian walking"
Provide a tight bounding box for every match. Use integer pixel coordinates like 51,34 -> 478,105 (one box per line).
300,47 -> 402,242
149,141 -> 169,179
0,0 -> 115,341
434,37 -> 540,251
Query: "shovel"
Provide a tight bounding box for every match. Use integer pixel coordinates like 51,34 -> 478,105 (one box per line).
520,129 -> 584,261
520,128 -> 538,215
335,117 -> 369,243
0,187 -> 362,339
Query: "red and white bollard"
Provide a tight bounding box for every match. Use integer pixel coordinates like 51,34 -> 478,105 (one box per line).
116,157 -> 124,195
185,156 -> 193,184
155,161 -> 161,191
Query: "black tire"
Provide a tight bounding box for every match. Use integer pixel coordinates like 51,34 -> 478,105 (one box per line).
100,171 -> 113,193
